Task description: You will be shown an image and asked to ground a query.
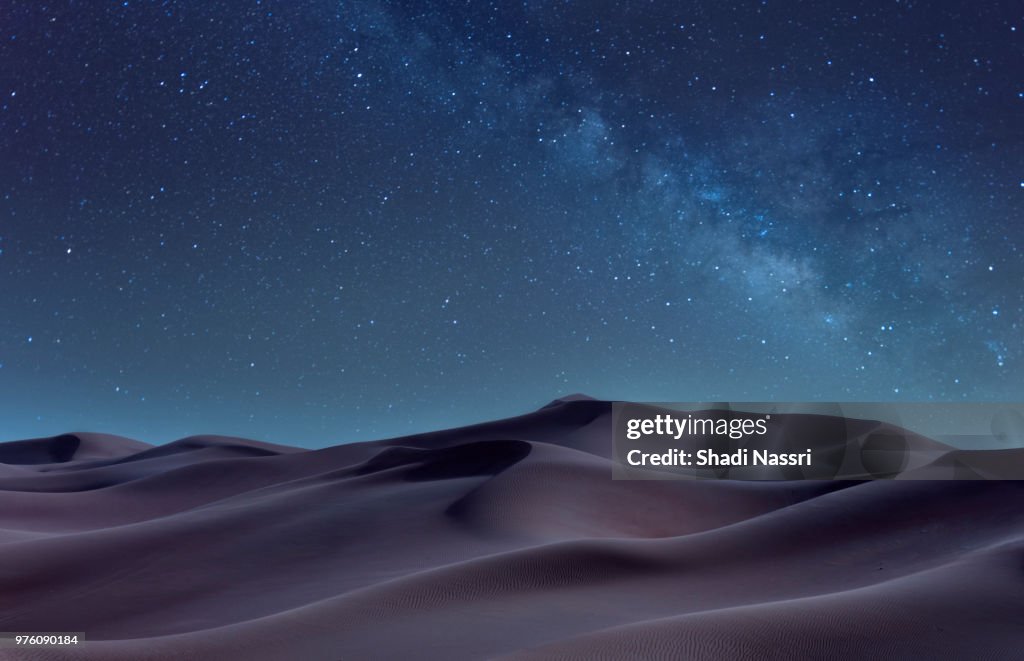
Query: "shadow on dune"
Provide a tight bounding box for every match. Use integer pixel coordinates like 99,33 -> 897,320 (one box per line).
357,440 -> 532,481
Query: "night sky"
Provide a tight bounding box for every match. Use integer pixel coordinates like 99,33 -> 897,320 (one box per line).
2,1 -> 1022,446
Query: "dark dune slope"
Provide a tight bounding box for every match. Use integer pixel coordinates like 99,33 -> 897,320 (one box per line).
1,397 -> 1023,660
0,432 -> 151,465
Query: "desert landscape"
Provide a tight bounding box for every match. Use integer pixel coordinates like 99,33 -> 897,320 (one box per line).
5,1 -> 1021,658
2,396 -> 1023,659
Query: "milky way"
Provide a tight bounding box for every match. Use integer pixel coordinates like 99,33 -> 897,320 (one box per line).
1,1 -> 1021,445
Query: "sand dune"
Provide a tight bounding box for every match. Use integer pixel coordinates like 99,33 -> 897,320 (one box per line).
1,397 -> 1022,659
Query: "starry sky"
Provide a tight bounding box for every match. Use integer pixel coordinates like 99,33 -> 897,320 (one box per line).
1,1 -> 1022,446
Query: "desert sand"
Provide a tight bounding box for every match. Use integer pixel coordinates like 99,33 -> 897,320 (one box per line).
1,396 -> 1022,659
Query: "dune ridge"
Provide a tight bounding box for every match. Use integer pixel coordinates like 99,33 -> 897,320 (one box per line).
1,397 -> 1023,660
